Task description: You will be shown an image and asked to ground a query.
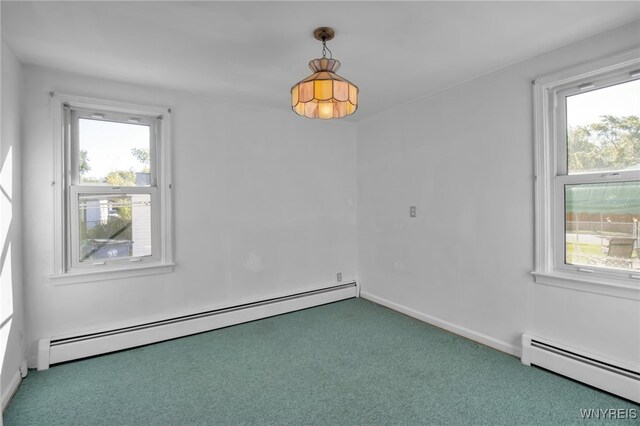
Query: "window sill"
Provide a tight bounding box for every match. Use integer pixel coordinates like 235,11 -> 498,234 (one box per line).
49,262 -> 174,286
531,271 -> 640,300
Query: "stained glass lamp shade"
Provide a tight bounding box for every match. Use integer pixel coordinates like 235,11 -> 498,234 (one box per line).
291,28 -> 358,119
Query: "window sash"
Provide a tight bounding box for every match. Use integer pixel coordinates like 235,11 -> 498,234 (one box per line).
553,178 -> 639,278
551,69 -> 640,278
67,107 -> 159,187
68,186 -> 160,270
554,70 -> 640,177
64,106 -> 163,271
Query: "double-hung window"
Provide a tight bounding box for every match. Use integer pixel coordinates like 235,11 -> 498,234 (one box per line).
51,95 -> 173,282
533,51 -> 640,297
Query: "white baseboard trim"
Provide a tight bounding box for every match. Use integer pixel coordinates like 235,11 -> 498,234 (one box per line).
1,369 -> 22,413
41,283 -> 357,369
361,291 -> 520,357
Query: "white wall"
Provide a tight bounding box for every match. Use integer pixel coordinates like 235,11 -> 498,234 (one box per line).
22,66 -> 357,366
357,21 -> 640,367
1,40 -> 25,407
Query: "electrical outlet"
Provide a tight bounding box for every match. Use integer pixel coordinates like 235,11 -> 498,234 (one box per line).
410,206 -> 416,218
337,272 -> 342,282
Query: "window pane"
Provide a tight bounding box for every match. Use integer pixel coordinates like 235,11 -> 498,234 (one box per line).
566,79 -> 640,174
79,118 -> 151,186
565,182 -> 639,271
78,193 -> 152,263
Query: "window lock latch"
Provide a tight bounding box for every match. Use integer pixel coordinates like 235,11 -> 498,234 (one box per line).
601,172 -> 621,179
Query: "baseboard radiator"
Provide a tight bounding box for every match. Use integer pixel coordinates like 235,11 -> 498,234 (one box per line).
37,282 -> 357,370
521,334 -> 640,403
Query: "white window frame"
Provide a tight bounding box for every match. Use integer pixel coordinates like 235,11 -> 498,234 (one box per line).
49,93 -> 174,284
532,49 -> 640,300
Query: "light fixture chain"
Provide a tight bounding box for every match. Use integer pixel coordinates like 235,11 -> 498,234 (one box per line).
321,39 -> 333,59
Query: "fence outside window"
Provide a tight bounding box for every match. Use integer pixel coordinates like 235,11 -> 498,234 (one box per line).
566,220 -> 639,270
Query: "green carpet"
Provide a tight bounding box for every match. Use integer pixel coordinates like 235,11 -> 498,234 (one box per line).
3,298 -> 637,425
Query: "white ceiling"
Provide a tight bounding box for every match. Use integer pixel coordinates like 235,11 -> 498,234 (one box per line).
2,1 -> 639,120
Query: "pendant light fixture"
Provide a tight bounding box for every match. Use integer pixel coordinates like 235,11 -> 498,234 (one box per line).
291,27 -> 358,119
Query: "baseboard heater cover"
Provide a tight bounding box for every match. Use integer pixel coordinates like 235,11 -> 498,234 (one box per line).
38,282 -> 357,370
521,333 -> 640,403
